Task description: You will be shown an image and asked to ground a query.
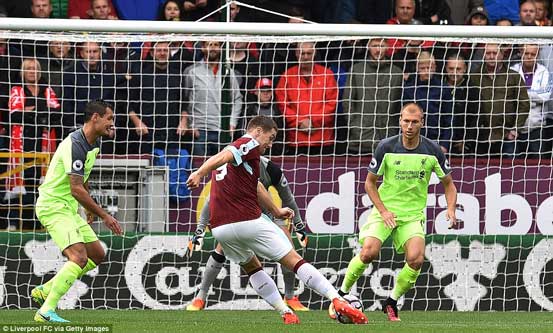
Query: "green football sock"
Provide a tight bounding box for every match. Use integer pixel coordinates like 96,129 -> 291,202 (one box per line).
40,261 -> 83,312
78,259 -> 97,278
42,259 -> 97,295
340,254 -> 368,294
391,263 -> 420,300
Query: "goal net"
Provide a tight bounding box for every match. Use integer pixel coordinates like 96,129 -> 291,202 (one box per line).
0,20 -> 552,312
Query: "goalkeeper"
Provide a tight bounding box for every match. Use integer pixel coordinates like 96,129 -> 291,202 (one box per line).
31,100 -> 123,323
186,156 -> 309,312
330,103 -> 457,322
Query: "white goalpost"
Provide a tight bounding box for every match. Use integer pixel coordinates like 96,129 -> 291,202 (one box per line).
0,16 -> 552,312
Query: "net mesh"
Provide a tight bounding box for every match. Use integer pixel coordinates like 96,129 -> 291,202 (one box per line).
0,28 -> 552,311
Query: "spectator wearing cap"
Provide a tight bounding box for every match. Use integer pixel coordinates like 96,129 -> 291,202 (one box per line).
275,42 -> 338,155
446,0 -> 484,25
466,6 -> 489,25
518,0 -> 538,26
454,6 -> 489,73
245,78 -> 284,155
534,0 -> 551,26
343,38 -> 403,154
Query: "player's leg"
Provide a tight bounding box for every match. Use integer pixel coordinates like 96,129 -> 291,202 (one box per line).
327,212 -> 390,319
40,237 -> 104,298
241,255 -> 298,323
35,242 -> 87,323
186,242 -> 226,311
393,236 -> 424,299
279,224 -> 308,312
245,215 -> 366,323
340,236 -> 382,296
341,211 -> 392,295
33,212 -> 97,323
278,250 -> 367,324
211,218 -> 299,324
384,220 -> 425,322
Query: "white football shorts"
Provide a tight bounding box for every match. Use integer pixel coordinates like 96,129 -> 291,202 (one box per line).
211,214 -> 293,265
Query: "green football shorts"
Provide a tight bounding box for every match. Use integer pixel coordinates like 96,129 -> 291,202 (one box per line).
36,203 -> 98,251
359,209 -> 425,254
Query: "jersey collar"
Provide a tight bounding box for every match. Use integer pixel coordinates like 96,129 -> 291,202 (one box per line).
78,128 -> 99,150
242,133 -> 260,146
398,134 -> 421,151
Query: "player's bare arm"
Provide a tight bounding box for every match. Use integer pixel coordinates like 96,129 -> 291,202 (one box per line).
365,172 -> 396,228
441,174 -> 458,229
257,182 -> 294,220
186,150 -> 234,189
70,174 -> 122,235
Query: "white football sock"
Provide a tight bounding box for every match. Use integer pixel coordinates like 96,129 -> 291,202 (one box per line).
249,270 -> 290,314
296,262 -> 340,300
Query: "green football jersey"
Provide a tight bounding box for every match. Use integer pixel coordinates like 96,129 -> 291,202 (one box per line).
368,135 -> 451,219
36,129 -> 100,214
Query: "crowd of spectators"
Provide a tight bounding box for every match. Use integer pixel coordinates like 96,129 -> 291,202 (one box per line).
1,0 -> 553,229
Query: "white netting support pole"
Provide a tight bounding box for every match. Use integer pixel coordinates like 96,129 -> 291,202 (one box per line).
2,18 -> 553,41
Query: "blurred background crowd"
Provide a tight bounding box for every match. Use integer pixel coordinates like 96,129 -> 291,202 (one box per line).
0,0 -> 552,229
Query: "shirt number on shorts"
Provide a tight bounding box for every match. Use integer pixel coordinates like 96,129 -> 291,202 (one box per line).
215,164 -> 228,181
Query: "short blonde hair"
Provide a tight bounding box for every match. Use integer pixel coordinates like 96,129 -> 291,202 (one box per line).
20,58 -> 42,83
417,50 -> 435,65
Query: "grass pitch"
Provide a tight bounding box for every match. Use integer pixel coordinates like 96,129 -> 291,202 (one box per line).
1,310 -> 551,333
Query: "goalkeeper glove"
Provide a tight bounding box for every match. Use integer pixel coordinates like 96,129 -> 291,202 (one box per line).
293,220 -> 308,248
185,226 -> 205,257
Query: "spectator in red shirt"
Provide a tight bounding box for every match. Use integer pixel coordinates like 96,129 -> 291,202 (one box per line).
386,0 -> 434,57
68,0 -> 118,19
275,42 -> 338,155
6,58 -> 60,201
